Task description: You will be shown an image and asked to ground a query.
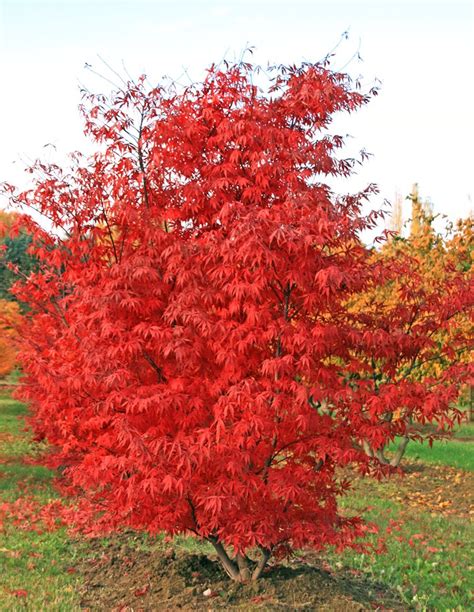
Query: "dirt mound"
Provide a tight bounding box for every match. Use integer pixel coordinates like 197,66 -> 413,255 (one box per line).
78,536 -> 404,610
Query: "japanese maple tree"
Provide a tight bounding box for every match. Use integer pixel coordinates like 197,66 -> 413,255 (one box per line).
5,58 -> 462,582
348,190 -> 473,466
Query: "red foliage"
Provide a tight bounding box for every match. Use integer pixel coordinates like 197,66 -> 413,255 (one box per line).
4,58 -> 471,580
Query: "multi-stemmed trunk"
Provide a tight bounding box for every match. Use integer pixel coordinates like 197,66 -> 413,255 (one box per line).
208,537 -> 271,582
362,436 -> 410,468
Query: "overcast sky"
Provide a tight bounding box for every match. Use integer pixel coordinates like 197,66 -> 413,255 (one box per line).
0,0 -> 472,228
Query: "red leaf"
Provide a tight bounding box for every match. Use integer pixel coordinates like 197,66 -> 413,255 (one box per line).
134,584 -> 150,597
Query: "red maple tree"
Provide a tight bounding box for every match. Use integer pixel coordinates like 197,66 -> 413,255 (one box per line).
5,59 -> 470,581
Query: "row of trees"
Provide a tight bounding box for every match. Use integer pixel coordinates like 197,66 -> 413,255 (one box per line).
1,59 -> 472,581
355,186 -> 472,464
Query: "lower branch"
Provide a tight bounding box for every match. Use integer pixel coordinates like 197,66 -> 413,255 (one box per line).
373,448 -> 389,464
208,538 -> 272,582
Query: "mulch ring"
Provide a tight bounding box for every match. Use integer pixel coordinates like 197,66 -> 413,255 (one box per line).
78,536 -> 404,611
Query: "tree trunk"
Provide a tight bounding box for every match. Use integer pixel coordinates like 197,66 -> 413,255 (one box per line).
252,547 -> 271,581
362,436 -> 410,467
389,436 -> 410,467
362,440 -> 374,458
236,553 -> 252,582
208,537 -> 271,582
374,447 -> 389,464
208,538 -> 241,581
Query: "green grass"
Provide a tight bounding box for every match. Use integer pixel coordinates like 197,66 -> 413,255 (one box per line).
399,439 -> 474,471
354,418 -> 474,606
330,488 -> 474,610
387,419 -> 474,471
0,396 -> 82,611
453,420 -> 474,439
0,388 -> 472,610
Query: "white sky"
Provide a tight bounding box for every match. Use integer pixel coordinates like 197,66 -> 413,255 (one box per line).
0,0 -> 472,228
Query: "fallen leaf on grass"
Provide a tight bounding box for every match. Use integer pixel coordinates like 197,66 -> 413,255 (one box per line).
380,463 -> 473,519
133,584 -> 150,597
11,589 -> 28,598
0,547 -> 21,558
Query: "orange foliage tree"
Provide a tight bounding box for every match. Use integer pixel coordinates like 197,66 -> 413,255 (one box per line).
349,186 -> 473,466
0,209 -> 31,377
0,299 -> 21,377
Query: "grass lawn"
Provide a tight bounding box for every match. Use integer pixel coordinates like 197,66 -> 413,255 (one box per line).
0,392 -> 82,610
0,389 -> 472,609
342,418 -> 474,608
328,479 -> 474,610
398,438 -> 474,471
388,419 -> 474,471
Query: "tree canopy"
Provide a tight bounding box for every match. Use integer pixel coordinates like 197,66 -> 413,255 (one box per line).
4,59 -> 473,581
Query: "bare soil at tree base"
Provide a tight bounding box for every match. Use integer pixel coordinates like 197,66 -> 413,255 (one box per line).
77,536 -> 405,611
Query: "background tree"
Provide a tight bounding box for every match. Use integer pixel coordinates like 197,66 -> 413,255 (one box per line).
349,186 -> 473,466
0,299 -> 21,377
0,210 -> 37,301
0,211 -> 36,377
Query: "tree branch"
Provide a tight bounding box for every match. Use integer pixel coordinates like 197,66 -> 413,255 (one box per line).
100,204 -> 119,264
137,107 -> 150,209
142,351 -> 166,382
236,553 -> 251,581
